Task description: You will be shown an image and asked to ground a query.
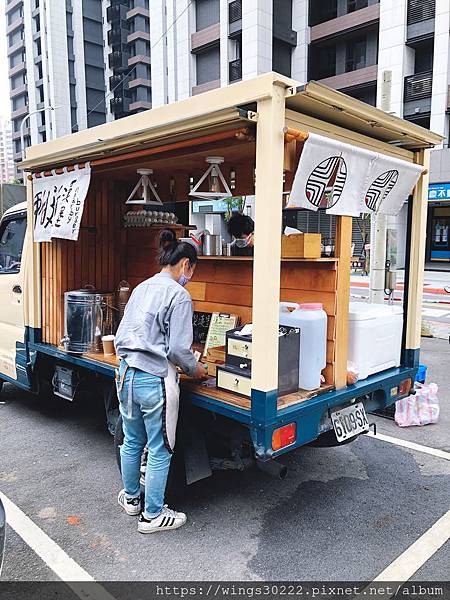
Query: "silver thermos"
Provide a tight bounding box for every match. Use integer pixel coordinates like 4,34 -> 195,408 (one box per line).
203,234 -> 222,256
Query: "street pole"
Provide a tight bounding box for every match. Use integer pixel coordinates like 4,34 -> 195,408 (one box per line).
369,213 -> 388,303
20,105 -> 60,161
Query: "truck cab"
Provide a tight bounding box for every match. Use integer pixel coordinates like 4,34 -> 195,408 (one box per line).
0,201 -> 29,388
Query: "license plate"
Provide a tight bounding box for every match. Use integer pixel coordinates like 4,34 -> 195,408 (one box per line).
331,402 -> 369,442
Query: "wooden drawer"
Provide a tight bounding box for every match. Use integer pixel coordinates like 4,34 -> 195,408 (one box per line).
227,338 -> 252,359
217,367 -> 251,397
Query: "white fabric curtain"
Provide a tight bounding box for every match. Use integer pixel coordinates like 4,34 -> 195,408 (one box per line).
33,163 -> 91,242
287,133 -> 422,217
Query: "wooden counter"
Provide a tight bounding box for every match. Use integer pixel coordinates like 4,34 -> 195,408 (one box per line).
79,349 -> 333,412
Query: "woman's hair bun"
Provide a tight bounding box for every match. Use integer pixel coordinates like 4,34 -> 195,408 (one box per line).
159,228 -> 178,251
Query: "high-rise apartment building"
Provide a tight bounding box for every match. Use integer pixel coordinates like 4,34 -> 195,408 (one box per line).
4,0 -> 450,263
0,119 -> 15,183
5,0 -> 107,169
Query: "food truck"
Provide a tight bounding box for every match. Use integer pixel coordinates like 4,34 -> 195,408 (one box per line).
0,73 -> 441,491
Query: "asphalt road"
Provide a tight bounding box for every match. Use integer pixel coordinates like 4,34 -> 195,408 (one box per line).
0,338 -> 449,584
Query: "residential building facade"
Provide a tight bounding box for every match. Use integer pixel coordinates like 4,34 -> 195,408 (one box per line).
4,0 -> 450,264
0,119 -> 15,183
5,0 -> 107,172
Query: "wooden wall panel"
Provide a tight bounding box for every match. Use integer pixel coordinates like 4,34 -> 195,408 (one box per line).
41,178 -> 126,345
41,184 -> 340,389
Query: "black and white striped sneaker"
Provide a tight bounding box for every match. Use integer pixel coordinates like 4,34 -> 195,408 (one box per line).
138,505 -> 187,534
117,489 -> 141,516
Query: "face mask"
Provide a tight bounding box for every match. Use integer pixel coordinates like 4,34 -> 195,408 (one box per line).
178,265 -> 192,287
235,237 -> 250,248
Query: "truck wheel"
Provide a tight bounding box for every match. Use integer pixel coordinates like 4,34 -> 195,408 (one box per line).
309,429 -> 360,448
114,415 -> 186,505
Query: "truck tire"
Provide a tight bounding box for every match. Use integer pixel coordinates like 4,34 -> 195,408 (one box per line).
0,380 -> 3,395
114,415 -> 186,505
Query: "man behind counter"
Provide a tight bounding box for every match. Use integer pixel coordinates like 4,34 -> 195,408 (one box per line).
227,213 -> 254,256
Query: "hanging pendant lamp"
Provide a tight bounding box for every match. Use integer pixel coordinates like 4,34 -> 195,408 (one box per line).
189,156 -> 232,200
126,168 -> 163,206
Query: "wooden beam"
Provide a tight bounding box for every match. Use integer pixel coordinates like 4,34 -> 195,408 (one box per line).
334,216 -> 352,389
406,149 -> 430,351
251,83 -> 286,393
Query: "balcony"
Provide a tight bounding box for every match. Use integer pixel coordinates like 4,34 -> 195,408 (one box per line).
310,3 -> 380,42
404,71 -> 433,102
106,4 -> 128,23
403,71 -> 432,118
191,23 -> 220,52
107,27 -> 128,47
316,64 -> 377,91
406,0 -> 435,43
228,0 -> 242,37
108,50 -> 129,71
229,58 -> 242,83
110,96 -> 130,114
109,73 -> 128,89
407,0 -> 435,25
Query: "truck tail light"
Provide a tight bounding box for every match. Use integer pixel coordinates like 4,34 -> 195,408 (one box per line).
399,378 -> 412,396
272,423 -> 296,451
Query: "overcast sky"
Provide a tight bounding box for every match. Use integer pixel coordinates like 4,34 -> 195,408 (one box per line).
0,0 -> 11,120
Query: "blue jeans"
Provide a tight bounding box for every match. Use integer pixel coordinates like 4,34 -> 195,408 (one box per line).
117,360 -> 172,519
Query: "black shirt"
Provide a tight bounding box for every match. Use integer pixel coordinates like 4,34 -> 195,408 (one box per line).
230,241 -> 254,257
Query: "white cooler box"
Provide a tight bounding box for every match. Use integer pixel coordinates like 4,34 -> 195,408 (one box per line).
348,303 -> 403,381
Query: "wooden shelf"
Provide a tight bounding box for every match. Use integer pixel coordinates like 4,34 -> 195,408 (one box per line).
198,256 -> 338,262
123,223 -> 196,231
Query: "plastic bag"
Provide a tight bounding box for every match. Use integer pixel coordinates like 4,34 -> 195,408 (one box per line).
347,361 -> 359,385
394,383 -> 439,427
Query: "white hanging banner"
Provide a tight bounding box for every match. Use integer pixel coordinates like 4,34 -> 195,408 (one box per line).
362,153 -> 422,216
287,133 -> 422,217
33,163 -> 91,242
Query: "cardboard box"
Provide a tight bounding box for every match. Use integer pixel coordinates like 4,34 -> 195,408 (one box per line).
281,233 -> 321,259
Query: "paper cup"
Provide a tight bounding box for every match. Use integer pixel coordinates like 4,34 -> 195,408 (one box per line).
102,335 -> 115,356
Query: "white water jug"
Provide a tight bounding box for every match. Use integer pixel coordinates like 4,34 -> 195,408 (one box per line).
280,302 -> 327,391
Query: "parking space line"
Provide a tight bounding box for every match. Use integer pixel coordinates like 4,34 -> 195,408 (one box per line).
373,508 -> 450,584
0,492 -> 116,600
367,431 -> 450,461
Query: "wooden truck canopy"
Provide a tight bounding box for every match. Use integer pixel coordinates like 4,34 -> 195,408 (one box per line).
21,73 -> 441,423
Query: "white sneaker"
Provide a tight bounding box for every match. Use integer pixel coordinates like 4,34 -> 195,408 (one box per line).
118,489 -> 141,516
138,505 -> 187,534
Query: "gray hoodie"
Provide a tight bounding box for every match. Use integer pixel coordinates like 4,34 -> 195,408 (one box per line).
115,272 -> 197,377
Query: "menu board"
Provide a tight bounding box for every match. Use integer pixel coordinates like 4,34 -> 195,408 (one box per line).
193,311 -> 212,345
203,313 -> 239,357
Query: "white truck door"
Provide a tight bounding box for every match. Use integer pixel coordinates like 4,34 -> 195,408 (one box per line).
0,210 -> 27,380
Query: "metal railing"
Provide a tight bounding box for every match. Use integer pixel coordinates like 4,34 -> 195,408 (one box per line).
228,0 -> 242,23
229,58 -> 242,82
404,71 -> 433,102
407,0 -> 435,25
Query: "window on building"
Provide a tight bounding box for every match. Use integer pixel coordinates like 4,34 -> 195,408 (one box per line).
196,45 -> 220,85
35,38 -> 42,57
12,95 -> 27,111
38,85 -> 44,103
310,44 -> 336,79
346,37 -> 366,71
40,131 -> 47,143
35,14 -> 40,32
347,0 -> 368,13
414,40 -> 434,73
36,62 -> 43,80
309,0 -> 337,26
0,216 -> 26,274
272,39 -> 292,77
66,12 -> 73,31
195,0 -> 220,31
